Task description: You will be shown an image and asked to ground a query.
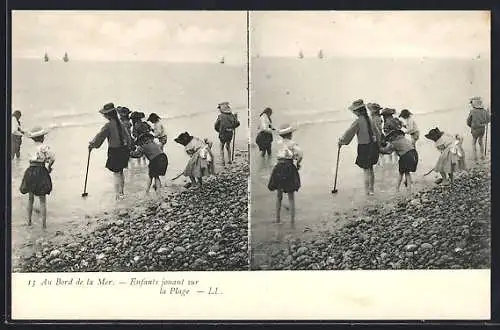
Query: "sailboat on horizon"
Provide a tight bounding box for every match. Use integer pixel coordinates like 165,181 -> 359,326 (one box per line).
318,49 -> 324,59
44,52 -> 49,62
63,52 -> 69,62
220,56 -> 225,64
298,50 -> 304,59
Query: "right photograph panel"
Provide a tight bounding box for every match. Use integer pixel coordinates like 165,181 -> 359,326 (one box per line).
249,11 -> 491,271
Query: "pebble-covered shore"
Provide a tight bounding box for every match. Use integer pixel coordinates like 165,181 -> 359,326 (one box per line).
255,165 -> 491,270
18,151 -> 249,272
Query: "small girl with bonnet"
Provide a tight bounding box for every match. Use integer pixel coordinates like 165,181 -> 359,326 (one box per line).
267,123 -> 303,227
19,126 -> 55,229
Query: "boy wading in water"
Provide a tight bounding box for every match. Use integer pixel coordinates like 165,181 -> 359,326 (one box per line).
214,102 -> 240,166
19,127 -> 55,229
466,96 -> 490,161
379,125 -> 419,192
89,103 -> 132,200
339,99 -> 381,196
267,124 -> 303,227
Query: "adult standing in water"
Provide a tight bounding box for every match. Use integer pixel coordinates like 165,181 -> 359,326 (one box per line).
256,107 -> 275,158
338,99 -> 381,196
12,110 -> 25,160
89,103 -> 132,200
214,102 -> 240,166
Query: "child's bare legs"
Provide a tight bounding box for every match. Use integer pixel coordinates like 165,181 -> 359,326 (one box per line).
145,177 -> 153,194
154,177 -> 161,192
276,190 -> 283,223
363,169 -> 371,195
113,172 -> 125,199
197,177 -> 203,188
478,135 -> 485,159
39,195 -> 47,229
363,167 -> 375,195
396,173 -> 404,192
472,135 -> 479,160
27,193 -> 34,226
189,176 -> 196,186
219,142 -> 226,166
287,192 -> 295,228
369,167 -> 375,194
406,173 -> 413,192
226,141 -> 232,164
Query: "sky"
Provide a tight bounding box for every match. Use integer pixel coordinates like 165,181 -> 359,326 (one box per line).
251,11 -> 490,59
12,11 -> 247,64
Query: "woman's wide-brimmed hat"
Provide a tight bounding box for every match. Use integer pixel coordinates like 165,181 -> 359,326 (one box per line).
348,99 -> 366,112
28,126 -> 49,138
424,127 -> 444,142
174,132 -> 194,146
381,108 -> 396,116
147,113 -> 161,122
399,109 -> 412,118
217,102 -> 232,113
99,102 -> 117,115
470,96 -> 484,108
367,103 -> 382,113
277,123 -> 296,136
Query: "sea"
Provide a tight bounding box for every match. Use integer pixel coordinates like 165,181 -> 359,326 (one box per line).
11,59 -> 248,254
250,56 -> 491,248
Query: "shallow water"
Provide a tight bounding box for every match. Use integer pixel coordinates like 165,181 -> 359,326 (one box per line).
249,56 -> 491,249
11,59 -> 248,253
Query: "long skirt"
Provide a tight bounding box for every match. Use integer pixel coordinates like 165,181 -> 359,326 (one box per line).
148,153 -> 168,178
183,149 -> 215,178
268,159 -> 301,193
20,163 -> 52,196
356,142 -> 380,169
399,149 -> 418,174
106,146 -> 130,173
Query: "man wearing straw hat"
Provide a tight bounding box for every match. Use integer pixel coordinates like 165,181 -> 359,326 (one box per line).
466,96 -> 490,161
214,101 -> 240,166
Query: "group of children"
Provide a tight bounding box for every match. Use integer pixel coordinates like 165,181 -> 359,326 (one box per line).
17,101 -> 240,229
259,96 -> 490,225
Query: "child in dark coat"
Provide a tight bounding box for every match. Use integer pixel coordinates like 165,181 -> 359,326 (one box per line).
214,102 -> 240,166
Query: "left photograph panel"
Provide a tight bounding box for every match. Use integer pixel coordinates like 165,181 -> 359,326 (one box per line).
11,10 -> 249,272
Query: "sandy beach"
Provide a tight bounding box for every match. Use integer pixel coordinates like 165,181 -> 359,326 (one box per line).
15,149 -> 249,272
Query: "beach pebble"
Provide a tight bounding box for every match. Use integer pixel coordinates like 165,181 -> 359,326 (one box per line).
49,250 -> 61,259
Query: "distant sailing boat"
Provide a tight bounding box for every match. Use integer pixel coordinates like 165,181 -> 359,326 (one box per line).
44,53 -> 49,62
318,49 -> 324,59
63,52 -> 69,62
298,50 -> 304,59
220,57 -> 225,64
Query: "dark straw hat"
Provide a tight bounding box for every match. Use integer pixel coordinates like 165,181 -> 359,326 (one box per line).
348,99 -> 365,112
99,102 -> 117,114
